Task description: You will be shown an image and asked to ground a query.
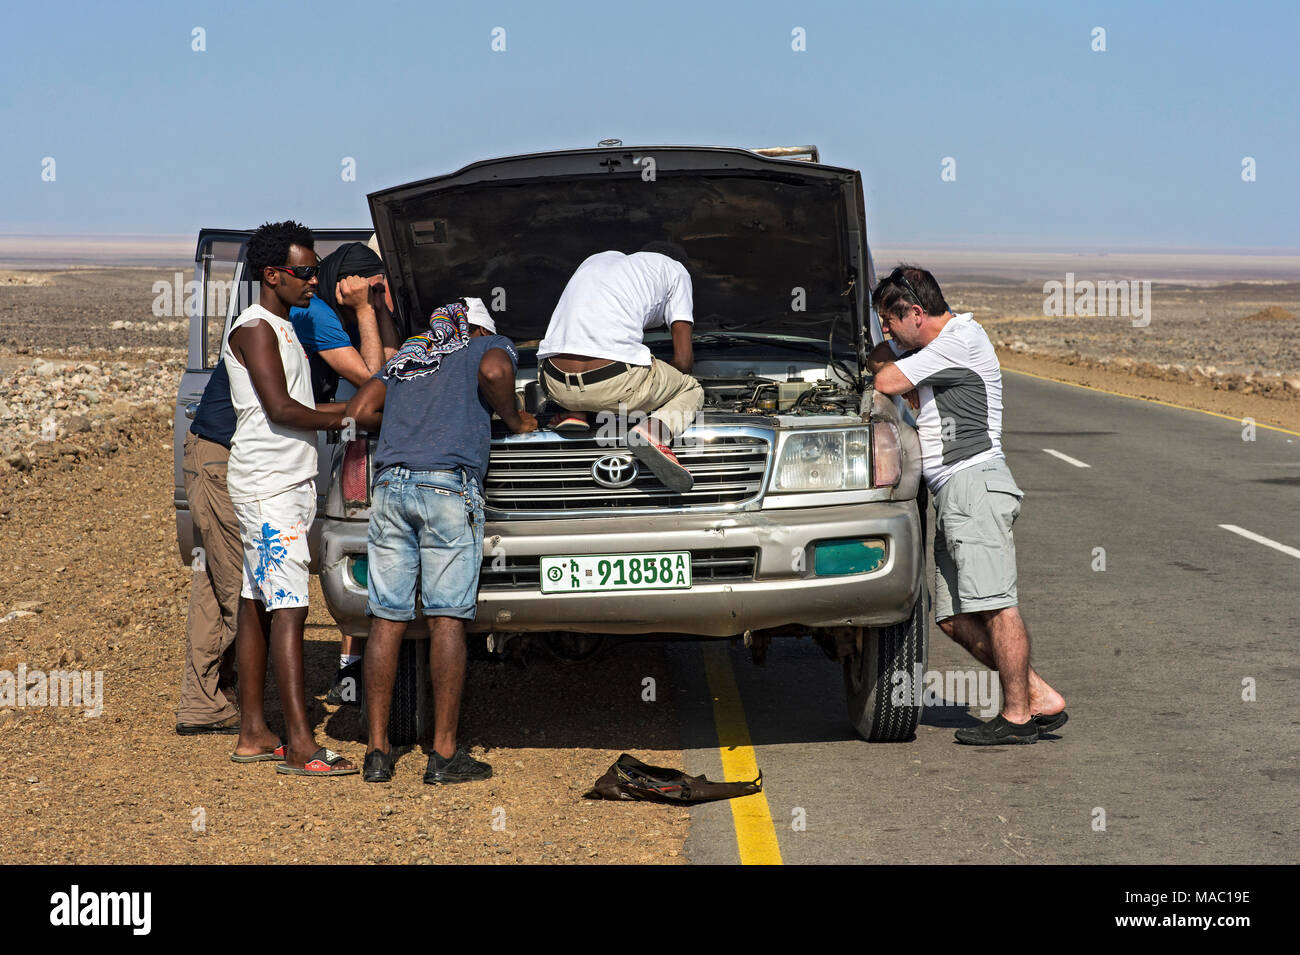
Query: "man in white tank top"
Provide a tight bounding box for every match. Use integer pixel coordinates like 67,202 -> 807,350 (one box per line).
225,221 -> 357,776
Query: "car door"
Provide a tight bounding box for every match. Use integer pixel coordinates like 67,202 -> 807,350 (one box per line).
174,230 -> 250,564
174,228 -> 373,567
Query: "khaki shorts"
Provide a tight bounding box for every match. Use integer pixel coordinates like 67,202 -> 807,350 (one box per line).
932,459 -> 1024,622
542,357 -> 703,437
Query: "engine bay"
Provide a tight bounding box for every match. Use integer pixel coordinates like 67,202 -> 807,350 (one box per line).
698,373 -> 860,416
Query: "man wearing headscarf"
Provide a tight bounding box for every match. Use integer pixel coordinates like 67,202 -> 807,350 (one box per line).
344,298 -> 537,784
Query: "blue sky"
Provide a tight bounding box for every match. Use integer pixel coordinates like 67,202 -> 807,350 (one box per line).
1,0 -> 1295,250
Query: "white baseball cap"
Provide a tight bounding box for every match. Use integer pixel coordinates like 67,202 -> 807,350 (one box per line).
463,296 -> 495,333
366,233 -> 382,260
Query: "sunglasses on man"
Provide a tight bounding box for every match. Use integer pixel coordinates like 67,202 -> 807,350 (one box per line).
885,267 -> 924,308
268,265 -> 320,280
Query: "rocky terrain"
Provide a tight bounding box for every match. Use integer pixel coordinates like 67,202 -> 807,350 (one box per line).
949,279 -> 1300,404
0,268 -> 690,865
1,265 -> 1296,864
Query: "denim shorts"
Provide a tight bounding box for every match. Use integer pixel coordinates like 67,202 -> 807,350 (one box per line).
366,467 -> 485,622
932,458 -> 1024,622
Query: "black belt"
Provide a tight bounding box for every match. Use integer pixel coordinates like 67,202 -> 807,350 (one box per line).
542,358 -> 629,387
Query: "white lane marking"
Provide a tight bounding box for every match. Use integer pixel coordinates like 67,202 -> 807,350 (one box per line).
1218,524 -> 1300,560
1042,448 -> 1091,469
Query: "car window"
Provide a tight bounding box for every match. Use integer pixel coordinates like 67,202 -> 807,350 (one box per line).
198,233 -> 372,368
199,239 -> 242,368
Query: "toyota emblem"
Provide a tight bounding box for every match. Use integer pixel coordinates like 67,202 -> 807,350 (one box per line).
592,454 -> 639,488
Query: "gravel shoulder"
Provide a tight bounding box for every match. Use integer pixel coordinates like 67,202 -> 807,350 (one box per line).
0,413 -> 689,863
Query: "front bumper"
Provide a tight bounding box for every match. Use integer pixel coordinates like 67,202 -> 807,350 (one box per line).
319,501 -> 923,638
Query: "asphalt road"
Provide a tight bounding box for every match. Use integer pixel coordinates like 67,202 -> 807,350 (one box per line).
672,371 -> 1300,864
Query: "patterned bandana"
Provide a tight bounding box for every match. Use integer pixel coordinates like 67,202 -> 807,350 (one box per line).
384,301 -> 472,382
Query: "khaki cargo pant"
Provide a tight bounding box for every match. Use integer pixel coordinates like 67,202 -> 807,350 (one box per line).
177,431 -> 242,725
544,358 -> 704,438
932,458 -> 1024,622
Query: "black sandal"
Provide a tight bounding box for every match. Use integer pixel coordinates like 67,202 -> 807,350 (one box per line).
954,714 -> 1039,745
1033,711 -> 1069,733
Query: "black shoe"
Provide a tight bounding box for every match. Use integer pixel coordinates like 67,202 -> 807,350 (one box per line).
423,748 -> 492,784
175,714 -> 240,736
325,660 -> 362,706
954,714 -> 1040,745
363,749 -> 395,783
1033,711 -> 1069,733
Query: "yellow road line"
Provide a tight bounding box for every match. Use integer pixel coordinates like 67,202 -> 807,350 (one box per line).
702,642 -> 783,865
1002,366 -> 1300,437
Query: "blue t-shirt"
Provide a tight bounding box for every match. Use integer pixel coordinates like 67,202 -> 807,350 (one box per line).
290,296 -> 351,403
372,335 -> 518,490
189,296 -> 347,447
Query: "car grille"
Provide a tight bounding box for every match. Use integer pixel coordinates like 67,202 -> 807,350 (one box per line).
484,434 -> 770,512
479,547 -> 759,591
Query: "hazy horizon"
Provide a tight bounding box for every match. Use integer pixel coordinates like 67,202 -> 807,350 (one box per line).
4,233 -> 1299,283
3,1 -> 1297,250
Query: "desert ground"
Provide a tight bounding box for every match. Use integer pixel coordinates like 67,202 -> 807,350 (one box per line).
0,260 -> 1295,863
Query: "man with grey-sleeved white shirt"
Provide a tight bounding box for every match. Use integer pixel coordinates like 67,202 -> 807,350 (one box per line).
868,264 -> 1067,746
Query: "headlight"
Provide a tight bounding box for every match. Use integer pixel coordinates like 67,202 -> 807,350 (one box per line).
871,422 -> 902,487
772,429 -> 871,491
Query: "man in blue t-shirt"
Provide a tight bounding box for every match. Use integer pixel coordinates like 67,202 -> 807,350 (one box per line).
343,297 -> 537,784
291,242 -> 400,703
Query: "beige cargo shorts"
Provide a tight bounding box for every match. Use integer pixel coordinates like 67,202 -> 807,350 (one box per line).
932,458 -> 1024,622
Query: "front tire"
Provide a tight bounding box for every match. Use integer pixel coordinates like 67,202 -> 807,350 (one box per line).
843,588 -> 928,741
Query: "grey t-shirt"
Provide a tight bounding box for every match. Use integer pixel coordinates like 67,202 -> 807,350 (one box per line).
372,334 -> 517,490
889,312 -> 1003,492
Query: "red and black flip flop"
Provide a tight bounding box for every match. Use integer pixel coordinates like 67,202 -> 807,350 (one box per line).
552,412 -> 591,434
275,747 -> 359,776
230,741 -> 286,763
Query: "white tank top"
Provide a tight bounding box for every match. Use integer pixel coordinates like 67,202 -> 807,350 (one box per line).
222,303 -> 318,504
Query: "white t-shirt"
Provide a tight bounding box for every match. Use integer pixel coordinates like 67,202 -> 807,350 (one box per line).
889,312 -> 1004,492
222,303 -> 319,504
538,251 -> 694,366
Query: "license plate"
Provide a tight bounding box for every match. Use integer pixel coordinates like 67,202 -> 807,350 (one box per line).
539,552 -> 692,594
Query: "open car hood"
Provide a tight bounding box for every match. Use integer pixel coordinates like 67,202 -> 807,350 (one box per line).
368,146 -> 874,362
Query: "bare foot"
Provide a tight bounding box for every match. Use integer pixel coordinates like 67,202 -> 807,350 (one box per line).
1030,684 -> 1067,718
233,729 -> 282,759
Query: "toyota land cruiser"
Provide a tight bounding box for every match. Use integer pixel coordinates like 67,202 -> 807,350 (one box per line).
174,144 -> 928,742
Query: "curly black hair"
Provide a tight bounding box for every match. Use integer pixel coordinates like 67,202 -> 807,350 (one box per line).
246,220 -> 314,281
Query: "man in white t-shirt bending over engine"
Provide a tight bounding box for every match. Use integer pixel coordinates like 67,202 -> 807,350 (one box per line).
537,242 -> 704,492
867,264 -> 1067,746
